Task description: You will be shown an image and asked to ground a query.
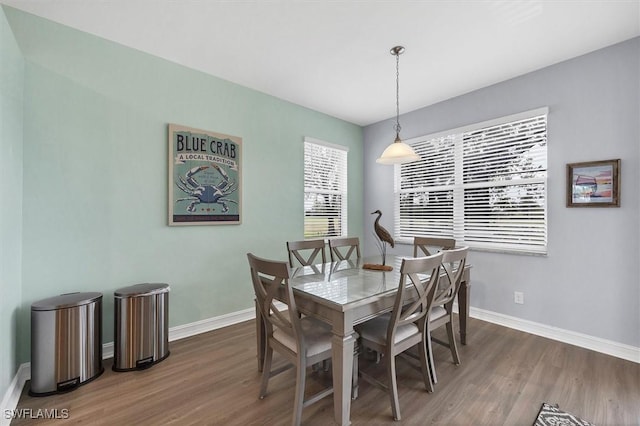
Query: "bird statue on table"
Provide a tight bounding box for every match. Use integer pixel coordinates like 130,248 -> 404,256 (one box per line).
372,209 -> 394,267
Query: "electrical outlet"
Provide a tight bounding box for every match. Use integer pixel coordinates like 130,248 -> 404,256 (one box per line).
514,291 -> 524,304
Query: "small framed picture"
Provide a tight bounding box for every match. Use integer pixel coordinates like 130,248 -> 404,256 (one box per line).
566,159 -> 620,207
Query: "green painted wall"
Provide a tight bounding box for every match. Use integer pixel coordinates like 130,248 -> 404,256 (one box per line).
0,5 -> 24,397
4,7 -> 363,363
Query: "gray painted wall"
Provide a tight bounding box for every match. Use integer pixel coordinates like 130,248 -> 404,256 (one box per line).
363,37 -> 640,348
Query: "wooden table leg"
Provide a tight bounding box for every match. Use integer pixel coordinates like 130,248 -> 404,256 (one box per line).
332,331 -> 357,425
457,275 -> 471,345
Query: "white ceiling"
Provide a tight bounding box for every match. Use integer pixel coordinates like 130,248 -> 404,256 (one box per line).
2,0 -> 639,126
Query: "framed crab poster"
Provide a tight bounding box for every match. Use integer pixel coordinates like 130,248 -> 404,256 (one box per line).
168,124 -> 242,225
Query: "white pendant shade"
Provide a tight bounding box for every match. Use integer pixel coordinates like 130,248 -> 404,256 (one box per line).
376,141 -> 421,164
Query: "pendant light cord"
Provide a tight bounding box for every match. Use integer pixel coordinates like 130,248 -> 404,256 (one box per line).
394,51 -> 401,139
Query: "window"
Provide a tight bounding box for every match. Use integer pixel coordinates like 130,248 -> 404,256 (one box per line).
304,137 -> 348,238
395,108 -> 548,254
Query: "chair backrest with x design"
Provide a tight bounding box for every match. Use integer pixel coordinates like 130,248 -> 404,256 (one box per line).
387,253 -> 443,351
286,239 -> 327,267
247,253 -> 303,353
433,246 -> 468,308
328,237 -> 361,262
413,236 -> 456,257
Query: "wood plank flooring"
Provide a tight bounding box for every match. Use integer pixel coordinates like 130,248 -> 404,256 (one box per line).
12,317 -> 640,425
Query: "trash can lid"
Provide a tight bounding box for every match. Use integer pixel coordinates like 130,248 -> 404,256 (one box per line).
114,283 -> 170,298
31,292 -> 103,311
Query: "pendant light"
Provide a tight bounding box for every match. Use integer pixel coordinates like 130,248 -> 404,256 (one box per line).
376,46 -> 421,164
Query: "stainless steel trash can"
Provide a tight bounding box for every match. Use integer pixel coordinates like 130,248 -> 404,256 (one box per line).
30,292 -> 103,396
113,283 -> 170,371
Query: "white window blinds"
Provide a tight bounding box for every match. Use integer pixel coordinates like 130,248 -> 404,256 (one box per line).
304,138 -> 348,239
395,108 -> 548,254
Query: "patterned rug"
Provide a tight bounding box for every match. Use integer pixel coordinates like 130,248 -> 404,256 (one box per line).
533,403 -> 595,426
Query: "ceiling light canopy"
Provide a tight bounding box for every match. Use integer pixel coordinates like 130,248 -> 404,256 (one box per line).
376,46 -> 420,165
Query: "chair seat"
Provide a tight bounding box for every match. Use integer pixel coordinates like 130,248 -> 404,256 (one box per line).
357,313 -> 420,346
430,306 -> 447,322
274,317 -> 333,357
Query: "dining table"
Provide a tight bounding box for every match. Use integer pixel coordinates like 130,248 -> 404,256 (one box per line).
254,254 -> 472,425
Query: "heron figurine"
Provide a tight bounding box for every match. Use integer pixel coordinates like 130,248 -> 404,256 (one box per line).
371,210 -> 394,266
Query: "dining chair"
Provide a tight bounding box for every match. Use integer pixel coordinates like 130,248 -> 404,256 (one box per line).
356,253 -> 443,421
247,253 -> 357,426
426,246 -> 469,385
413,236 -> 456,257
328,237 -> 361,262
286,239 -> 327,267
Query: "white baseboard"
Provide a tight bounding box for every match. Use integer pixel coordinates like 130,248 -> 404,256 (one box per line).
1,363 -> 30,426
464,304 -> 640,363
101,307 -> 256,360
4,303 -> 638,421
167,306 -> 255,343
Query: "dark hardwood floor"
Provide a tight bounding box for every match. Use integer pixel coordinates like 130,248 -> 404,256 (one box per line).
12,317 -> 640,425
